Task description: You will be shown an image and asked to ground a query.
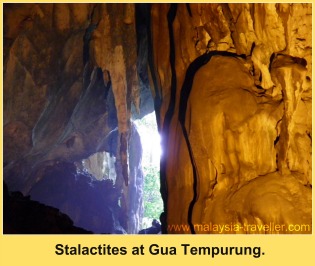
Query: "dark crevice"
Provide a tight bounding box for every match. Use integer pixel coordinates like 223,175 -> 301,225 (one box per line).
83,4 -> 99,65
255,84 -> 265,91
293,56 -> 307,67
143,4 -> 162,131
274,135 -> 280,146
306,132 -> 312,144
159,3 -> 178,234
82,7 -> 100,93
250,42 -> 256,56
179,51 -> 246,234
271,53 -> 308,68
83,23 -> 98,65
133,4 -> 156,120
186,3 -> 192,17
269,52 -> 276,72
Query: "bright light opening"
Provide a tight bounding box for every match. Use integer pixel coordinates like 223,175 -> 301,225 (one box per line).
134,112 -> 161,167
134,112 -> 163,229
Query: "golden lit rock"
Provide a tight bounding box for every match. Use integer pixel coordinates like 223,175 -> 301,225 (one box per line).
3,3 -> 312,234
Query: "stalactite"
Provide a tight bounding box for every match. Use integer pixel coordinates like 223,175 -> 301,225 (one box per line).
89,3 -> 141,188
271,54 -> 309,174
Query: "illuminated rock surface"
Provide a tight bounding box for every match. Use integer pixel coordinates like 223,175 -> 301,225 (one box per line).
3,3 -> 311,233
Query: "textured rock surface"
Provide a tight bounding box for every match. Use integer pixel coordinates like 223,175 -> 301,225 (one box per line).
149,3 -> 311,233
29,162 -> 127,234
3,3 -> 146,234
3,3 -> 312,234
81,152 -> 116,181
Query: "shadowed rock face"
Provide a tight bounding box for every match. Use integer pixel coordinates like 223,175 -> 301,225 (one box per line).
28,162 -> 127,234
3,3 -> 146,234
4,182 -> 92,234
3,3 -> 312,234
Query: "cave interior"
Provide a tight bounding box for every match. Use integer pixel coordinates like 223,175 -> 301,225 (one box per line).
3,3 -> 312,234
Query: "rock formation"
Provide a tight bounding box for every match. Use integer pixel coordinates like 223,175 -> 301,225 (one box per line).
3,3 -> 146,234
3,3 -> 312,234
3,182 -> 92,234
151,3 -> 312,233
